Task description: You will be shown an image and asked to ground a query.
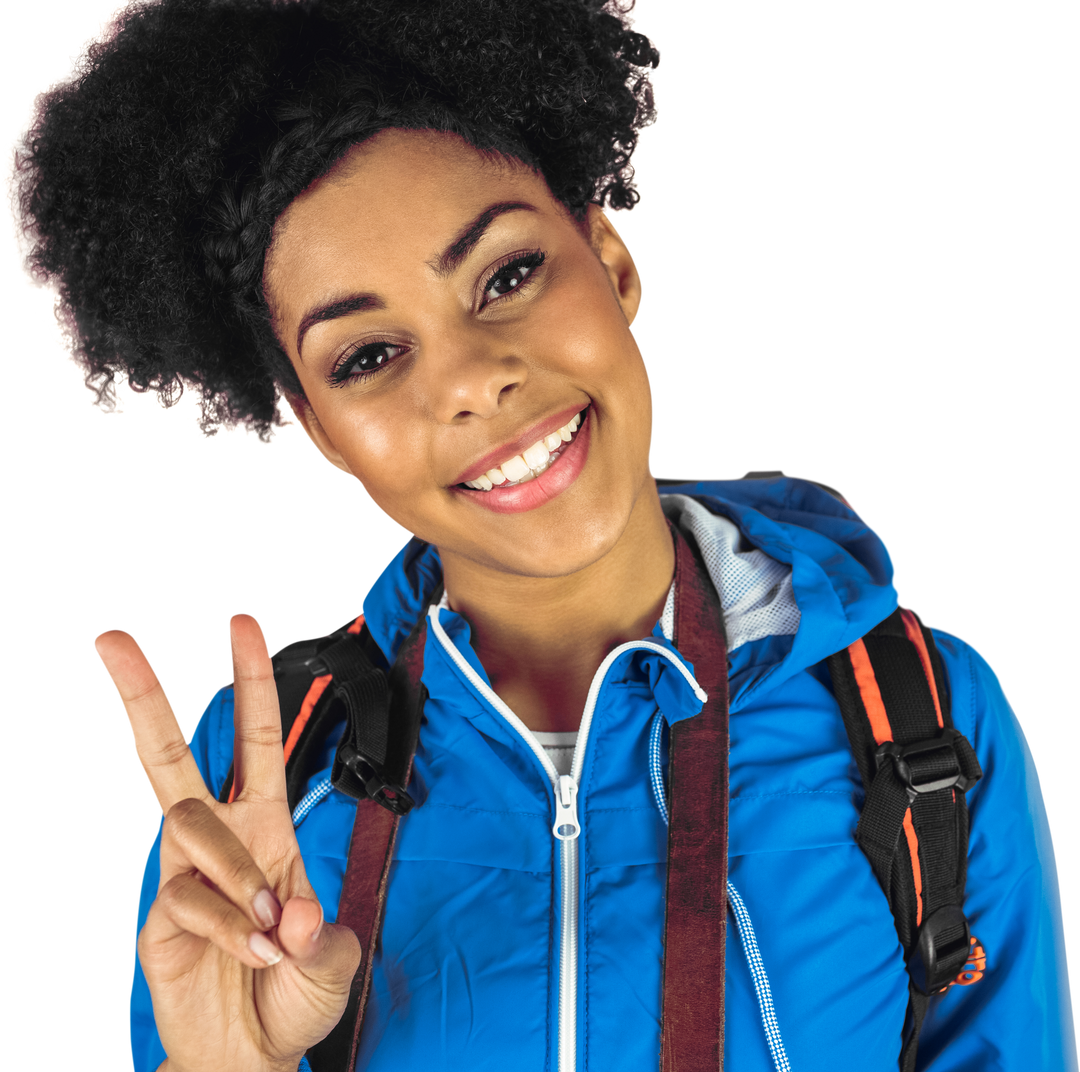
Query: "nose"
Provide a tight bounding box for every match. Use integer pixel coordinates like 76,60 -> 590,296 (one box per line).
424,327 -> 528,424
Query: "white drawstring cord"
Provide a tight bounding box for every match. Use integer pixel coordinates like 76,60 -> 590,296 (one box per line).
292,776 -> 333,828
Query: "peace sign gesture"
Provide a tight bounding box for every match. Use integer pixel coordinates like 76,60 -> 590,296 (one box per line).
97,615 -> 361,1072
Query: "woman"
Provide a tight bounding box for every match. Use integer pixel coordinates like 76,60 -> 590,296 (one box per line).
14,1 -> 1074,1070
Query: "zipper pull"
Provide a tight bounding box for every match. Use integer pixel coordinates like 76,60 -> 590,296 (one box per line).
553,775 -> 581,841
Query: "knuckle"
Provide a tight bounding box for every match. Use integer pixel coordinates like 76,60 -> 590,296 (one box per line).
155,873 -> 191,915
234,723 -> 282,748
122,676 -> 160,704
146,736 -> 194,769
219,852 -> 260,896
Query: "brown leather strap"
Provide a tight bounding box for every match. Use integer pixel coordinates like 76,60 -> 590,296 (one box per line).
661,525 -> 730,1072
306,613 -> 428,1072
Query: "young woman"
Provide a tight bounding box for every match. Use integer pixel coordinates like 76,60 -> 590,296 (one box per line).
15,1 -> 1075,1070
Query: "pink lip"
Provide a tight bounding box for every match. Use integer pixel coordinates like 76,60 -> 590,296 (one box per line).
453,403 -> 588,486
452,406 -> 591,514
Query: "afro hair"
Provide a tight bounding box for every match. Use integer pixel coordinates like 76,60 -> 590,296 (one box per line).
16,0 -> 659,436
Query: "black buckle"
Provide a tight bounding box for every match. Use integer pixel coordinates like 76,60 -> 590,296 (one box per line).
337,743 -> 416,816
875,728 -> 977,800
907,904 -> 971,994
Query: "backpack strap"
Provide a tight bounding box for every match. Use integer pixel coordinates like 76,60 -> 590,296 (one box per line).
662,524 -> 731,1072
827,608 -> 983,1071
304,608 -> 429,1072
213,606 -> 428,1072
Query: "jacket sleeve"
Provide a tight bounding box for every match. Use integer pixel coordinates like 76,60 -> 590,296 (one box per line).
916,632 -> 1077,1070
130,686 -> 236,1072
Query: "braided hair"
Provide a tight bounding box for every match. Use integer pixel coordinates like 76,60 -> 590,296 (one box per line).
16,0 -> 658,437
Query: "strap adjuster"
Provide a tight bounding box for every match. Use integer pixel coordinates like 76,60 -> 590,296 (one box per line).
907,904 -> 972,994
874,728 -> 978,800
337,743 -> 416,816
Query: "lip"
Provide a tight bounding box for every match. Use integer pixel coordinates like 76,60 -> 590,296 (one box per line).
452,406 -> 591,514
452,403 -> 588,486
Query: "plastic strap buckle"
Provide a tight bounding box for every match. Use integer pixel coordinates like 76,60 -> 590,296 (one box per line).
874,728 -> 977,801
337,743 -> 416,816
907,904 -> 972,994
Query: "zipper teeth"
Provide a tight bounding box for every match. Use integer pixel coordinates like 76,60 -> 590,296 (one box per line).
558,839 -> 578,1072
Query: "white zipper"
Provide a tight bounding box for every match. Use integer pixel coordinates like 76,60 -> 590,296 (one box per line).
427,603 -> 706,1072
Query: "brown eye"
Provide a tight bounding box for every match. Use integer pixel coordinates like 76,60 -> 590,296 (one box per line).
330,342 -> 408,385
481,251 -> 545,305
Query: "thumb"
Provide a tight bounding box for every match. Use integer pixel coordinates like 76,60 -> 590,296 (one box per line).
278,896 -> 362,992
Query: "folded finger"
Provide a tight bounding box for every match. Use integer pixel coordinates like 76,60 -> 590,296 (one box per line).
148,871 -> 284,971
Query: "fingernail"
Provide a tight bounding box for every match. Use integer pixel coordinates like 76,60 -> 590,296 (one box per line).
253,888 -> 281,929
249,931 -> 284,966
310,903 -> 325,944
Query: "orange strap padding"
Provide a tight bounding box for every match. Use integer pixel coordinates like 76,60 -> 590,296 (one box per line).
346,614 -> 365,635
848,638 -> 893,745
902,808 -> 924,926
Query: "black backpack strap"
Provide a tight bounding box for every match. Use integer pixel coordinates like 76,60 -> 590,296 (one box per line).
305,607 -> 430,1072
827,608 -> 984,1071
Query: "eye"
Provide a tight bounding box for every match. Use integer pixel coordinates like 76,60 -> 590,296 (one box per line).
326,248 -> 548,388
326,341 -> 406,386
481,249 -> 544,302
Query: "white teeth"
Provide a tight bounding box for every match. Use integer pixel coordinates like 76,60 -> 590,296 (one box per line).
503,451 -> 533,481
461,410 -> 586,491
520,440 -> 548,470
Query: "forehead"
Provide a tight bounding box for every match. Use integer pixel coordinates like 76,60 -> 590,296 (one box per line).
264,130 -> 565,326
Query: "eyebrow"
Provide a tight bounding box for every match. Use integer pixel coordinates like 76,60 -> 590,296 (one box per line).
295,201 -> 536,356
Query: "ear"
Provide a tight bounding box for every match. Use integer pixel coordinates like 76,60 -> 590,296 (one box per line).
587,205 -> 642,325
286,395 -> 356,476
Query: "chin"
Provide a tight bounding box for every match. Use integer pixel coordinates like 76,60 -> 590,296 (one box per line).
452,497 -> 636,579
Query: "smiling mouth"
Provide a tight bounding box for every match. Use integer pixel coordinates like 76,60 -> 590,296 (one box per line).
458,408 -> 587,491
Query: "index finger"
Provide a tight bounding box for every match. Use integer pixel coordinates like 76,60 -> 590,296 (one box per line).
96,630 -> 211,812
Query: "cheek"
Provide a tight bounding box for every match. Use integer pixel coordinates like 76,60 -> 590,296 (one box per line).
532,273 -> 629,374
336,416 -> 406,500
321,403 -> 433,516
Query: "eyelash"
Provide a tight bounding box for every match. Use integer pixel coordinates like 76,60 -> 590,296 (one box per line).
327,250 -> 547,387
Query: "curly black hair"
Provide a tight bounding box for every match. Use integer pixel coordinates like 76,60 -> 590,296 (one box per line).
16,0 -> 658,437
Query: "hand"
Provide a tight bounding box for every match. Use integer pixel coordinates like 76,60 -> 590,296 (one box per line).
97,615 -> 361,1072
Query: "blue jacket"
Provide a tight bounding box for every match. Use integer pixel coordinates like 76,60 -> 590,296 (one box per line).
132,478 -> 1077,1071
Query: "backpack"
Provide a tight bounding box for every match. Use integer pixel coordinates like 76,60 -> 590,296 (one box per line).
216,479 -> 986,1072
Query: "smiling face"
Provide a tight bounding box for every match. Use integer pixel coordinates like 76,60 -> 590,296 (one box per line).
264,129 -> 657,580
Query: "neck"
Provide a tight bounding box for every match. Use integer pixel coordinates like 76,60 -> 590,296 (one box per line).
439,481 -> 674,732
